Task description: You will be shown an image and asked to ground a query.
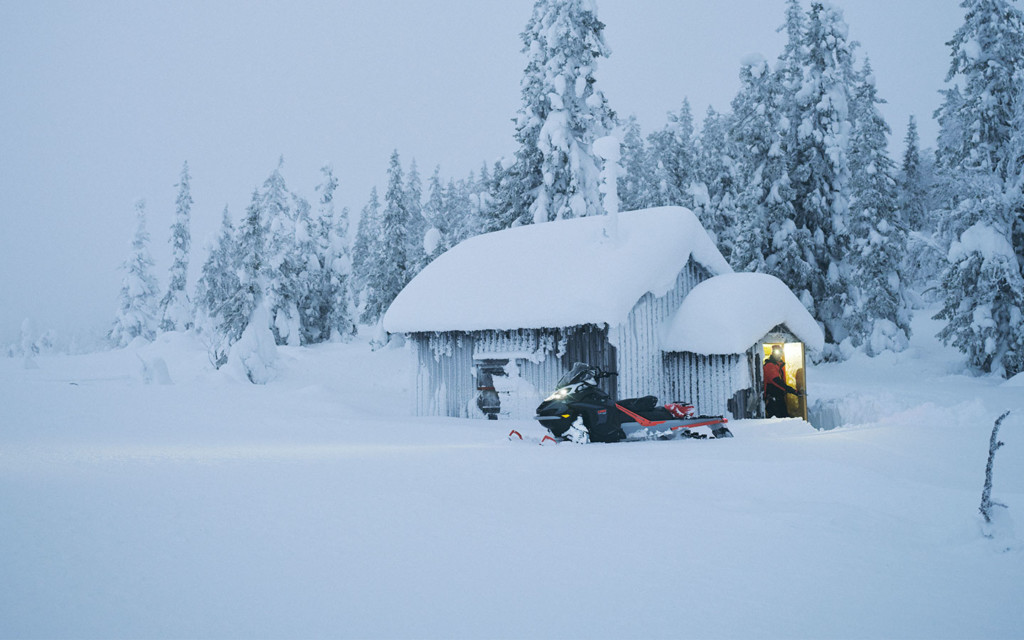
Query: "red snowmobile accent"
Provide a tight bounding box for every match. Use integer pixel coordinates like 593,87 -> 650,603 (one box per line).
665,403 -> 695,418
614,402 -> 666,427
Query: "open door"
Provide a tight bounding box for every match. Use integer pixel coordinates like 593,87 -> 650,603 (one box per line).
762,341 -> 807,420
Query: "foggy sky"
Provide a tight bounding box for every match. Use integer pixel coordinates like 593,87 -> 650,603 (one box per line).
0,0 -> 964,345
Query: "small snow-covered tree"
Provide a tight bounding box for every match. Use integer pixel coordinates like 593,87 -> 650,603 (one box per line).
845,60 -> 911,355
935,179 -> 1024,377
514,0 -> 617,224
194,205 -> 240,339
979,410 -> 1011,532
158,161 -> 193,332
110,200 -> 160,346
484,158 -> 531,232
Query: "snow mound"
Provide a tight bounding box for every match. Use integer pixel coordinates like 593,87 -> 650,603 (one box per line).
661,272 -> 824,354
383,207 -> 731,334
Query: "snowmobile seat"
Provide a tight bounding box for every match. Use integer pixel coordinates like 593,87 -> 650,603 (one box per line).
617,395 -> 659,412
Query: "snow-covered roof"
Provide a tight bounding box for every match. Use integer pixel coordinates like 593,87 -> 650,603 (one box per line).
661,272 -> 824,355
383,207 -> 732,334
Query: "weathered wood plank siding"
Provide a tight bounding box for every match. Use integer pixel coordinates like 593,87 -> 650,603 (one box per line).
613,259 -> 710,401
413,332 -> 475,417
662,349 -> 755,417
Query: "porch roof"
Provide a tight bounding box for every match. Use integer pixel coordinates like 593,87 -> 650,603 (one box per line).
661,272 -> 825,355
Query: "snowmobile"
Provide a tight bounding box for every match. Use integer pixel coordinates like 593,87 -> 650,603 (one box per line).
532,362 -> 733,443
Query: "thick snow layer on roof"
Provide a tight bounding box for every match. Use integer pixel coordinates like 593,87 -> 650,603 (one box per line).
383,207 -> 731,334
661,272 -> 824,355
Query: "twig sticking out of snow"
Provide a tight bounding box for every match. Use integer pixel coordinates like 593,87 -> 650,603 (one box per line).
980,410 -> 1010,529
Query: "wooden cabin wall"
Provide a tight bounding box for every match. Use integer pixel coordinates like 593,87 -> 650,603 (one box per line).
614,260 -> 710,400
413,333 -> 475,417
663,351 -> 750,417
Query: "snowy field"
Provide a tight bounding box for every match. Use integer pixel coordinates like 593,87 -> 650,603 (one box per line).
2,312 -> 1022,639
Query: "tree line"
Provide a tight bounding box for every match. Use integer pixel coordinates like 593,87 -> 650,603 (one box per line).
107,0 -> 1024,380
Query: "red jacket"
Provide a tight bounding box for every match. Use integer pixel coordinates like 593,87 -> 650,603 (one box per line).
764,360 -> 789,395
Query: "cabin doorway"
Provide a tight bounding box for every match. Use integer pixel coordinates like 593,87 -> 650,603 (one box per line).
761,340 -> 807,420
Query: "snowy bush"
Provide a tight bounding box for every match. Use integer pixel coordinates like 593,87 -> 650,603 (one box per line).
228,300 -> 278,384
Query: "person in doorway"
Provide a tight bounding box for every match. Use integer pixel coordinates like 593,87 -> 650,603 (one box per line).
763,344 -> 802,418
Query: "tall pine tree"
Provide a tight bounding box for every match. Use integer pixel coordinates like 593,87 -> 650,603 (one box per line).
845,60 -> 911,355
513,0 -> 616,224
934,0 -> 1024,377
159,161 -> 193,332
361,152 -> 410,325
790,1 -> 857,351
647,99 -> 698,209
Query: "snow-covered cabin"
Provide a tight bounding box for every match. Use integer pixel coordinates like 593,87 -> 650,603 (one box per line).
382,207 -> 820,420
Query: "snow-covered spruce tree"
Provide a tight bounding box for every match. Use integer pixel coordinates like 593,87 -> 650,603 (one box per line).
776,0 -> 808,162
110,200 -> 160,346
845,60 -> 911,355
351,186 -> 381,305
422,167 -> 449,263
647,98 -> 698,209
618,115 -> 657,212
465,164 -> 492,243
226,198 -> 278,385
361,151 -> 410,325
314,165 -> 355,341
694,106 -> 739,260
404,160 -> 427,277
513,0 -> 616,224
935,177 -> 1024,376
899,117 -> 928,232
484,157 -> 531,232
258,160 -> 305,346
291,192 -> 325,345
158,161 -> 193,332
223,190 -> 266,343
789,1 -> 857,353
899,115 -> 945,299
194,205 -> 241,342
728,53 -> 792,276
933,0 -> 1024,378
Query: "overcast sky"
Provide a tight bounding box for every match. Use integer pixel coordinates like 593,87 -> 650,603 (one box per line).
0,0 -> 965,345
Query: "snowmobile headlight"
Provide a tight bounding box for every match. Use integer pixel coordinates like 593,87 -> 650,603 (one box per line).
545,387 -> 571,401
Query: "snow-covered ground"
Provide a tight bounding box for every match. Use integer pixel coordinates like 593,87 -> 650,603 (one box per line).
2,311 -> 1022,639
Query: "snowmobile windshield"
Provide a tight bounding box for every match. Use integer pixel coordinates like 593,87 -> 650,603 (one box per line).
556,362 -> 593,388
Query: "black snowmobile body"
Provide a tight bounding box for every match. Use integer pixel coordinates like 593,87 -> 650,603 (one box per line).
534,363 -> 733,443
